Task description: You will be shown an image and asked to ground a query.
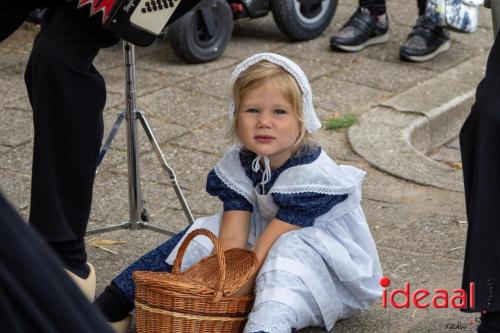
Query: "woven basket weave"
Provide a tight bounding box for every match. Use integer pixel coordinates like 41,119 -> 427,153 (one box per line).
133,228 -> 258,333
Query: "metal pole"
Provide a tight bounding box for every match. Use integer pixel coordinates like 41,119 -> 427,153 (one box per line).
123,41 -> 143,229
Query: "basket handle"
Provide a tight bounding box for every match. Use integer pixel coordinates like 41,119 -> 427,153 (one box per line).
172,228 -> 226,302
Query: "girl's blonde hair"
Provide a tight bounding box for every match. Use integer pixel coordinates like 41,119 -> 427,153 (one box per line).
228,61 -> 312,150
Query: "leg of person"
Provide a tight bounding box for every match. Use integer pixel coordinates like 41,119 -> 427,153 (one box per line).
244,232 -> 329,333
330,0 -> 388,52
461,32 -> 500,332
399,0 -> 450,62
95,226 -> 190,323
0,192 -> 114,333
24,1 -> 118,289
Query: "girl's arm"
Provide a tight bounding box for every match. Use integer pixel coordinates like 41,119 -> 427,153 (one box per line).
232,218 -> 300,296
217,210 -> 252,252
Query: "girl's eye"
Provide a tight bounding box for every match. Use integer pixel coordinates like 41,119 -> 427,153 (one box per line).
274,109 -> 287,115
245,108 -> 259,113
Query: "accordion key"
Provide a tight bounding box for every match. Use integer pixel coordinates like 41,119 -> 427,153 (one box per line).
78,0 -> 189,46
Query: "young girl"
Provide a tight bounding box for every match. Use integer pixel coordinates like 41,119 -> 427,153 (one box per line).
95,53 -> 383,333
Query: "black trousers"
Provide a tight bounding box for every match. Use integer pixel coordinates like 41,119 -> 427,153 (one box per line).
1,1 -> 118,264
460,32 -> 500,313
0,192 -> 114,333
359,0 -> 427,16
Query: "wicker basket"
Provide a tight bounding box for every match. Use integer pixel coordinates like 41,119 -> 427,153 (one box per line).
133,228 -> 258,333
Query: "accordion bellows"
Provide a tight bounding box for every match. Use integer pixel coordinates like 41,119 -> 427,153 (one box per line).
133,229 -> 258,333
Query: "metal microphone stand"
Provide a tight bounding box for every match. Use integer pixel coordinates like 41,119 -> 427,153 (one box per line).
86,41 -> 194,236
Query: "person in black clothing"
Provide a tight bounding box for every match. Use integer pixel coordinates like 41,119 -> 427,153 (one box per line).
0,191 -> 114,333
1,0 -> 120,297
460,30 -> 500,333
330,0 -> 451,62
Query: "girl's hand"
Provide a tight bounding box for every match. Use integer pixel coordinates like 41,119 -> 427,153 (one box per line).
231,219 -> 300,297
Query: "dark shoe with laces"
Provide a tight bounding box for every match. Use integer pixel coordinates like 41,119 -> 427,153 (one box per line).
330,7 -> 389,52
399,16 -> 451,62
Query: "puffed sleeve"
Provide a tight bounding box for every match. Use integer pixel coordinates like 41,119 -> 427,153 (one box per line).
206,170 -> 254,212
272,192 -> 348,227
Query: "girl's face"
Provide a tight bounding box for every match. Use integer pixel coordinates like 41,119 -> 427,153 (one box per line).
237,78 -> 300,169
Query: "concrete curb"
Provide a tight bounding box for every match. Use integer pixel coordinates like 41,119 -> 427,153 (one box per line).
348,54 -> 488,192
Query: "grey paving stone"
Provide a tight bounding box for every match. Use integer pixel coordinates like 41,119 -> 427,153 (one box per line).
2,109 -> 33,147
136,48 -> 240,77
4,94 -> 32,111
90,171 -> 181,225
102,108 -> 190,152
226,16 -> 288,59
479,5 -> 494,29
0,70 -> 29,105
279,35 -> 361,68
373,213 -> 467,259
171,116 -> 230,155
387,0 -> 420,27
105,91 -> 126,109
102,66 -> 188,95
137,86 -> 227,128
177,66 -> 234,100
429,147 -> 462,164
0,24 -> 38,55
312,76 -> 390,114
446,137 -> 460,149
381,54 -> 486,116
0,145 -> 32,176
348,107 -> 464,191
333,56 -> 434,92
108,145 -> 219,191
315,128 -> 363,163
166,189 -> 220,217
453,26 -> 495,54
0,169 -> 31,211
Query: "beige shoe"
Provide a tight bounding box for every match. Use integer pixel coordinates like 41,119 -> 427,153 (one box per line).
109,315 -> 131,333
65,263 -> 96,301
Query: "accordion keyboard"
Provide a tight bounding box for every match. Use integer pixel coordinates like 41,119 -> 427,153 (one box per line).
130,0 -> 181,35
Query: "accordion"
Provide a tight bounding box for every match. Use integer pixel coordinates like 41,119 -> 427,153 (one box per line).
78,0 -> 200,46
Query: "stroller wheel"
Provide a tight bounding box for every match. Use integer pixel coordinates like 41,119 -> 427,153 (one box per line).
169,0 -> 233,63
272,0 -> 337,41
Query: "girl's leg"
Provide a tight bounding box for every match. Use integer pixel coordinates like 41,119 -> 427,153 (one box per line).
245,300 -> 298,333
95,226 -> 189,321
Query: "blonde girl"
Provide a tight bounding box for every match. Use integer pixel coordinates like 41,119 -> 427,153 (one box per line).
95,53 -> 382,333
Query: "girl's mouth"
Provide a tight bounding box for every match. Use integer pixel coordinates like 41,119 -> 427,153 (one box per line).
254,136 -> 274,143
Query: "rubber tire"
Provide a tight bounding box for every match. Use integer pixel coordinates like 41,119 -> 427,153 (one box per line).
168,0 -> 233,63
271,0 -> 337,41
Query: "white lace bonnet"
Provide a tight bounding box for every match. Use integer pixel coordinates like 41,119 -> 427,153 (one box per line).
227,52 -> 321,134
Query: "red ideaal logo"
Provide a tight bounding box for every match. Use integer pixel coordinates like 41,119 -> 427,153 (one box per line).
380,277 -> 475,309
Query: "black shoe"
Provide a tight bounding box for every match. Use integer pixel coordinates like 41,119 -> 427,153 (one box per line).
330,7 -> 389,52
399,16 -> 451,62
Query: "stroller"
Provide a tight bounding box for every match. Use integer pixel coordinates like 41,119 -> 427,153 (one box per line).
167,0 -> 338,63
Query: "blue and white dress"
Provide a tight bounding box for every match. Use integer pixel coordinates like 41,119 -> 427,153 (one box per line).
161,145 -> 383,333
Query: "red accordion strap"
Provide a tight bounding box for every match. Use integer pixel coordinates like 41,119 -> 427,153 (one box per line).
77,0 -> 118,23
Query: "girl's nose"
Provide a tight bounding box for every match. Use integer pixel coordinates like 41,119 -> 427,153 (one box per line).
257,112 -> 272,127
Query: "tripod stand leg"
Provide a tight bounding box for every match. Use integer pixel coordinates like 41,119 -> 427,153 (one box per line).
137,112 -> 195,224
97,112 -> 125,168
